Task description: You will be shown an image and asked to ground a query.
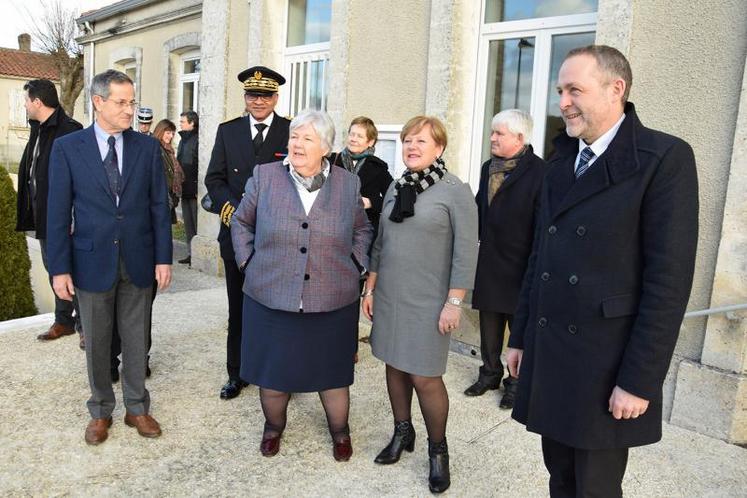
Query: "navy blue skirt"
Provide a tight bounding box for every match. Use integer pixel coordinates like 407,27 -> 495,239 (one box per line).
240,295 -> 359,393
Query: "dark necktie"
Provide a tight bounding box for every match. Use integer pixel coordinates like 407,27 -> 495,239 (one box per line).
253,123 -> 267,152
575,146 -> 595,179
103,135 -> 121,198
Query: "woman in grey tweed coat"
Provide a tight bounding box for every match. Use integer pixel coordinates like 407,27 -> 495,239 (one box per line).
362,116 -> 478,494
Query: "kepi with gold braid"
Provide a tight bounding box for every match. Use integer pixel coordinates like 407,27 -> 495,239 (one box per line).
237,65 -> 286,94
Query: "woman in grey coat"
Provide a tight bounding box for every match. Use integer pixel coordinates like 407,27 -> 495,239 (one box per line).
362,116 -> 478,494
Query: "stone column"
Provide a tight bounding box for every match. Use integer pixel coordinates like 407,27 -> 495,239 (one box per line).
669,54 -> 747,445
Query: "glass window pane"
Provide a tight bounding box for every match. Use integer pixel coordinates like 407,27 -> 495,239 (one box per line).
485,0 -> 598,23
287,0 -> 332,47
182,81 -> 195,112
481,37 -> 535,162
543,31 -> 596,158
308,60 -> 323,110
183,59 -> 200,74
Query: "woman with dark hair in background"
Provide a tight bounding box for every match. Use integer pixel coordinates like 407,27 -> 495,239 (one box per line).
153,119 -> 184,224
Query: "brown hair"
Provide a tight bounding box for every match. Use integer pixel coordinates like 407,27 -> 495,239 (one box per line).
349,116 -> 378,144
565,44 -> 633,104
400,116 -> 448,150
152,119 -> 176,144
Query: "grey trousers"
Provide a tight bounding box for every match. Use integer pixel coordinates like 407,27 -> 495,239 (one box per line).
76,259 -> 153,419
181,197 -> 198,256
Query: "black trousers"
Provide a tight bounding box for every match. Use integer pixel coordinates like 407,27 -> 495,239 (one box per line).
224,256 -> 245,381
541,436 -> 628,498
39,238 -> 81,330
477,311 -> 513,383
111,280 -> 157,369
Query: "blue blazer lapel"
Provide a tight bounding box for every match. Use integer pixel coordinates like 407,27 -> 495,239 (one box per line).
119,129 -> 142,197
79,126 -> 116,204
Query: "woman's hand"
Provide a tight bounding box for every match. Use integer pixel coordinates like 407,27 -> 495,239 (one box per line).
362,295 -> 373,320
438,304 -> 461,335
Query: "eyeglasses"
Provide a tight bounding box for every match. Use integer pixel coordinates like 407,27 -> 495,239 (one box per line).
245,93 -> 275,102
97,96 -> 138,109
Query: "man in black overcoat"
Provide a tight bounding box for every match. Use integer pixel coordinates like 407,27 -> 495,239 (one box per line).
465,109 -> 547,409
506,45 -> 699,497
15,79 -> 83,344
205,66 -> 290,399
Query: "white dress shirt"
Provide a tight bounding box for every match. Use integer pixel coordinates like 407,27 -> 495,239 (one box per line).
249,113 -> 274,141
574,113 -> 626,173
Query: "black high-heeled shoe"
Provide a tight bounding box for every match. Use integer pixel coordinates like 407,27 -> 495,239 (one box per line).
374,419 -> 416,464
428,438 -> 450,494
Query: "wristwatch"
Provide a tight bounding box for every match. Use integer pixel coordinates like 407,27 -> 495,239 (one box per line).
446,296 -> 462,307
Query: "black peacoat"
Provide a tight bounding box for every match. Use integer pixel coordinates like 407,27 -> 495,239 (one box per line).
15,106 -> 82,239
177,129 -> 198,199
328,152 -> 393,236
508,103 -> 699,450
472,146 -> 548,314
205,112 -> 290,260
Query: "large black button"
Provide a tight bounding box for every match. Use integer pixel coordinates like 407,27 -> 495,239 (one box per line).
568,324 -> 578,334
538,317 -> 548,328
300,247 -> 307,254
304,274 -> 310,280
548,225 -> 557,234
301,222 -> 309,229
541,272 -> 550,281
576,225 -> 586,236
568,275 -> 579,285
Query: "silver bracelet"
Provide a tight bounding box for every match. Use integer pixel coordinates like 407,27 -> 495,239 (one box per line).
361,289 -> 374,298
445,296 -> 463,307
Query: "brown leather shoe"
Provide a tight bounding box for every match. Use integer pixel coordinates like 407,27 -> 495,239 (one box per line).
37,323 -> 75,341
85,417 -> 113,445
124,413 -> 162,438
79,332 -> 86,350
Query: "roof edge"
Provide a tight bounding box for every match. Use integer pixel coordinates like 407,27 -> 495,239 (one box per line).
76,0 -> 158,24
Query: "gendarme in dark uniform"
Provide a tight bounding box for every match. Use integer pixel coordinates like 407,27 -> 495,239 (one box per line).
205,66 -> 290,399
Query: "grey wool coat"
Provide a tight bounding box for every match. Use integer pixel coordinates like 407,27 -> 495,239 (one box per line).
370,172 -> 479,377
231,161 -> 373,313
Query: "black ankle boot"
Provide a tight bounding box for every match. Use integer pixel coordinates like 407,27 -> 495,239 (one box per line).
428,438 -> 450,494
374,419 -> 416,464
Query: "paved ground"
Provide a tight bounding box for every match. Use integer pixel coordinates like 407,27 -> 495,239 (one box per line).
1,262 -> 746,497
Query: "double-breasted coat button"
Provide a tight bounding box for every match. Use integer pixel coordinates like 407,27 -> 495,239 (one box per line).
568,324 -> 578,334
304,274 -> 310,280
300,247 -> 307,254
301,222 -> 309,229
233,168 -> 239,172
568,275 -> 579,285
548,225 -> 557,234
541,272 -> 550,281
538,317 -> 548,328
576,225 -> 586,236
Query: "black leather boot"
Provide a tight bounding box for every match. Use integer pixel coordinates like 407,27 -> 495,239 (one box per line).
500,376 -> 518,409
428,438 -> 450,493
374,419 -> 416,464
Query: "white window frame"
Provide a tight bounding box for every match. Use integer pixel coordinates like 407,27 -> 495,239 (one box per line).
281,1 -> 331,117
469,10 -> 597,190
375,124 -> 406,179
123,61 -> 139,127
179,50 -> 200,113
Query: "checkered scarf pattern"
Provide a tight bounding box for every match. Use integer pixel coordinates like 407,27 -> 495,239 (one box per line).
394,157 -> 447,194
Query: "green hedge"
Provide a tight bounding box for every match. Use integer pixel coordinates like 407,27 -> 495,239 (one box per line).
0,166 -> 37,321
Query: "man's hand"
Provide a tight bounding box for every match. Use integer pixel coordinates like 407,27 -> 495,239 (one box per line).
361,295 -> 373,320
155,264 -> 172,291
52,274 -> 75,301
608,385 -> 649,420
506,347 -> 523,378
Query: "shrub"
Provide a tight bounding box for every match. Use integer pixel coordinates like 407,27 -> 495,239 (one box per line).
0,166 -> 37,321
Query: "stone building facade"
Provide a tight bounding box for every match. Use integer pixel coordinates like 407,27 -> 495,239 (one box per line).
76,0 -> 747,445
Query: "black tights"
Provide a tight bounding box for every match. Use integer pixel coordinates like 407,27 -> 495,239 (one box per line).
385,364 -> 449,443
259,386 -> 350,442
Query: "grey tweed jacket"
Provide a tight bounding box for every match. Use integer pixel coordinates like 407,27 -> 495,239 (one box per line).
231,161 -> 373,312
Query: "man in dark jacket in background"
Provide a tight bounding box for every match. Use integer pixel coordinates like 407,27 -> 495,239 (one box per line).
177,110 -> 199,265
15,79 -> 83,345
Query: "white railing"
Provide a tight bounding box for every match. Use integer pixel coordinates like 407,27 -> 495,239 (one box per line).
282,42 -> 330,117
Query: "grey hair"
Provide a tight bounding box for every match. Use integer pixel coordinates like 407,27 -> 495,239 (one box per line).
90,69 -> 133,103
290,109 -> 336,153
491,109 -> 533,145
565,45 -> 632,103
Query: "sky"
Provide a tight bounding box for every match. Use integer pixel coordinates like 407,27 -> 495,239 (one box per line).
0,0 -> 113,50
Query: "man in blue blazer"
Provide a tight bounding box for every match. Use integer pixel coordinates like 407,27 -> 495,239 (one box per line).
46,70 -> 173,445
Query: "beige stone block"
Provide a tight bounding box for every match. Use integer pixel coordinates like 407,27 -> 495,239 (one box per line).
670,360 -> 746,444
190,235 -> 223,277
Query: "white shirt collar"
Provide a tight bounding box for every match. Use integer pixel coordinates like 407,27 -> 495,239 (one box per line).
250,112 -> 274,132
578,112 -> 626,160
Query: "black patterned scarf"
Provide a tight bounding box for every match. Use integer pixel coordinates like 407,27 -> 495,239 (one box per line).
389,157 -> 447,222
340,146 -> 375,175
